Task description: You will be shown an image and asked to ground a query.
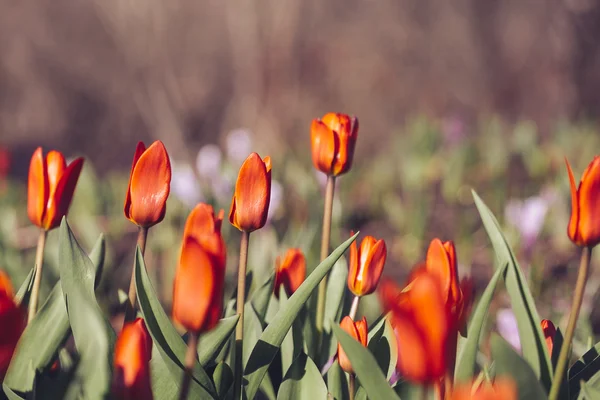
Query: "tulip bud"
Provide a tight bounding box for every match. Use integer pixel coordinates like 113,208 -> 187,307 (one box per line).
541,319 -> 556,355
173,204 -> 226,334
566,156 -> 600,247
229,153 -> 271,232
27,148 -> 84,231
337,316 -> 368,373
310,113 -> 358,176
112,318 -> 153,400
450,377 -> 518,400
274,249 -> 306,297
347,234 -> 387,296
0,271 -> 26,380
124,141 -> 172,228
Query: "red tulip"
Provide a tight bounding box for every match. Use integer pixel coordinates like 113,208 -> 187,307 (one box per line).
347,234 -> 387,296
337,316 -> 368,373
173,204 -> 226,334
124,141 -> 171,228
541,319 -> 556,355
229,153 -> 271,232
566,156 -> 600,247
0,271 -> 26,379
112,318 -> 153,400
274,249 -> 306,297
27,148 -> 84,231
310,113 -> 358,176
451,378 -> 518,400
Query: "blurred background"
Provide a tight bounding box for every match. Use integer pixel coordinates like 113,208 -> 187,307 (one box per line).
2,0 -> 600,348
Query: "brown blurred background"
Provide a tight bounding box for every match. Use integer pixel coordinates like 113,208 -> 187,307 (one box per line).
1,0 -> 600,172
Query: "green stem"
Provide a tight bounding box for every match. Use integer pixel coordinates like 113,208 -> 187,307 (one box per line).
178,333 -> 199,400
124,226 -> 148,323
548,246 -> 592,400
233,231 -> 250,400
348,295 -> 360,320
316,176 -> 336,339
27,229 -> 47,323
349,373 -> 356,400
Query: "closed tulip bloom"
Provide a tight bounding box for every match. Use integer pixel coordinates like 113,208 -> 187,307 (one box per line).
274,248 -> 306,298
451,378 -> 518,400
337,316 -> 368,373
27,148 -> 84,231
124,141 -> 172,228
173,204 -> 226,334
566,156 -> 600,247
229,153 -> 271,232
112,318 -> 153,400
541,319 -> 556,355
311,113 -> 358,176
347,234 -> 387,296
380,272 -> 451,384
0,272 -> 26,379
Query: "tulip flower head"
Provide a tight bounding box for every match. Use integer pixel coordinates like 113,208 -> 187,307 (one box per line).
229,153 -> 271,232
450,377 -> 518,400
347,234 -> 387,296
112,318 -> 153,400
0,271 -> 26,379
379,272 -> 451,384
541,319 -> 556,355
124,141 -> 172,228
173,204 -> 226,334
337,316 -> 368,373
274,248 -> 306,298
311,113 -> 358,176
27,148 -> 84,231
566,156 -> 600,247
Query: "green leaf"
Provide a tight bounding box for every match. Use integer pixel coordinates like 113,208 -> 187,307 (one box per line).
134,247 -> 217,399
198,315 -> 239,367
58,219 -> 115,400
569,341 -> 600,398
150,346 -> 179,400
578,381 -> 600,400
243,233 -> 358,400
455,262 -> 507,382
2,385 -> 25,400
14,268 -> 35,307
473,191 -> 553,389
367,316 -> 398,380
323,256 -> 348,333
327,360 -> 349,400
490,334 -> 548,400
213,362 -> 234,400
332,323 -> 400,400
250,275 -> 274,324
89,234 -> 106,290
277,353 -> 328,400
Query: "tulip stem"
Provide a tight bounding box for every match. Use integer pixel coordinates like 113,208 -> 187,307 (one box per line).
179,332 -> 199,400
349,373 -> 356,400
348,295 -> 360,320
316,175 -> 336,341
124,226 -> 148,323
27,229 -> 47,323
234,230 -> 250,400
548,246 -> 592,400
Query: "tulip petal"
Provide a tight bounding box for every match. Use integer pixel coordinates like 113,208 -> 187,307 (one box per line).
310,120 -> 337,175
426,238 -> 452,302
184,203 -> 221,238
347,232 -> 359,294
128,141 -> 172,227
355,238 -> 386,296
43,158 -> 84,230
565,158 -> 581,243
27,147 -> 48,228
575,156 -> 600,246
230,153 -> 271,232
45,151 -> 66,199
275,249 -> 306,297
124,142 -> 147,220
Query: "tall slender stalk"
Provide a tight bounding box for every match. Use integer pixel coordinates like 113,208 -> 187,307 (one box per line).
348,295 -> 360,320
548,246 -> 592,400
349,373 -> 356,400
124,226 -> 148,323
233,231 -> 250,400
178,333 -> 199,400
316,175 -> 336,337
27,229 -> 47,323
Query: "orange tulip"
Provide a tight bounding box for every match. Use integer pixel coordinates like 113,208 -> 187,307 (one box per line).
229,153 -> 271,232
112,318 -> 153,400
310,113 -> 358,176
347,234 -> 387,296
451,378 -> 518,400
566,156 -> 600,247
173,204 -> 226,334
0,271 -> 26,379
541,319 -> 556,355
27,147 -> 84,231
337,316 -> 368,373
124,141 -> 172,228
274,248 -> 306,298
380,271 -> 451,384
